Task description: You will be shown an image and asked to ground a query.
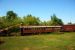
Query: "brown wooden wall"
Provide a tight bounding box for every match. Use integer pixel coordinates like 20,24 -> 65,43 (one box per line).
62,25 -> 75,32
20,26 -> 62,35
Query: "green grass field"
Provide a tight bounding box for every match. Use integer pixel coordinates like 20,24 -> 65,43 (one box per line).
0,32 -> 75,50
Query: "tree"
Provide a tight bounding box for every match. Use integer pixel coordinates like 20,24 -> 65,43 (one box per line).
68,22 -> 72,25
0,11 -> 22,29
40,21 -> 48,26
0,16 -> 8,28
6,11 -> 17,21
13,17 -> 22,25
50,14 -> 63,25
23,14 -> 40,25
5,11 -> 22,26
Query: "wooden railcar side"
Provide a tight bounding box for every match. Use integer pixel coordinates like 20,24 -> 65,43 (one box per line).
20,26 -> 62,35
62,25 -> 75,32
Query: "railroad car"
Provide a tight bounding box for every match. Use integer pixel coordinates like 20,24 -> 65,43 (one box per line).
20,26 -> 62,35
0,29 -> 7,36
62,24 -> 75,32
0,24 -> 75,36
20,25 -> 75,35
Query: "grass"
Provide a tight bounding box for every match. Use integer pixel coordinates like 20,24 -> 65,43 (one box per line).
0,32 -> 75,50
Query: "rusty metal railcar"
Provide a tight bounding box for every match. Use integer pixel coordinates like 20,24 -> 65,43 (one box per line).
1,25 -> 75,36
0,29 -> 8,36
62,25 -> 75,32
20,25 -> 75,35
20,26 -> 62,35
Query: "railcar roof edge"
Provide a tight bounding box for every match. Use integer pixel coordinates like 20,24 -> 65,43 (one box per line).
20,26 -> 62,28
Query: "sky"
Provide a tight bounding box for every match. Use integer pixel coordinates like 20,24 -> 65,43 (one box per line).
0,0 -> 75,24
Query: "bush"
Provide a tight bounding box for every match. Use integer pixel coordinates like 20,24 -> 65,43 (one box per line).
7,26 -> 20,36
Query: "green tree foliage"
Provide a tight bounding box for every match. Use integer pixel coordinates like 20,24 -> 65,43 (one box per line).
68,22 -> 72,25
0,16 -> 8,28
13,17 -> 22,25
23,14 -> 40,25
50,14 -> 63,25
0,11 -> 22,29
0,21 -> 4,29
5,11 -> 22,26
0,11 -> 64,30
40,21 -> 48,26
6,11 -> 17,21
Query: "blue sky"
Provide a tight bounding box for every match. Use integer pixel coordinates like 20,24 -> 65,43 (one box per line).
0,0 -> 75,24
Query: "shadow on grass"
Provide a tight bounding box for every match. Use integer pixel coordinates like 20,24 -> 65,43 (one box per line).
0,40 -> 5,45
